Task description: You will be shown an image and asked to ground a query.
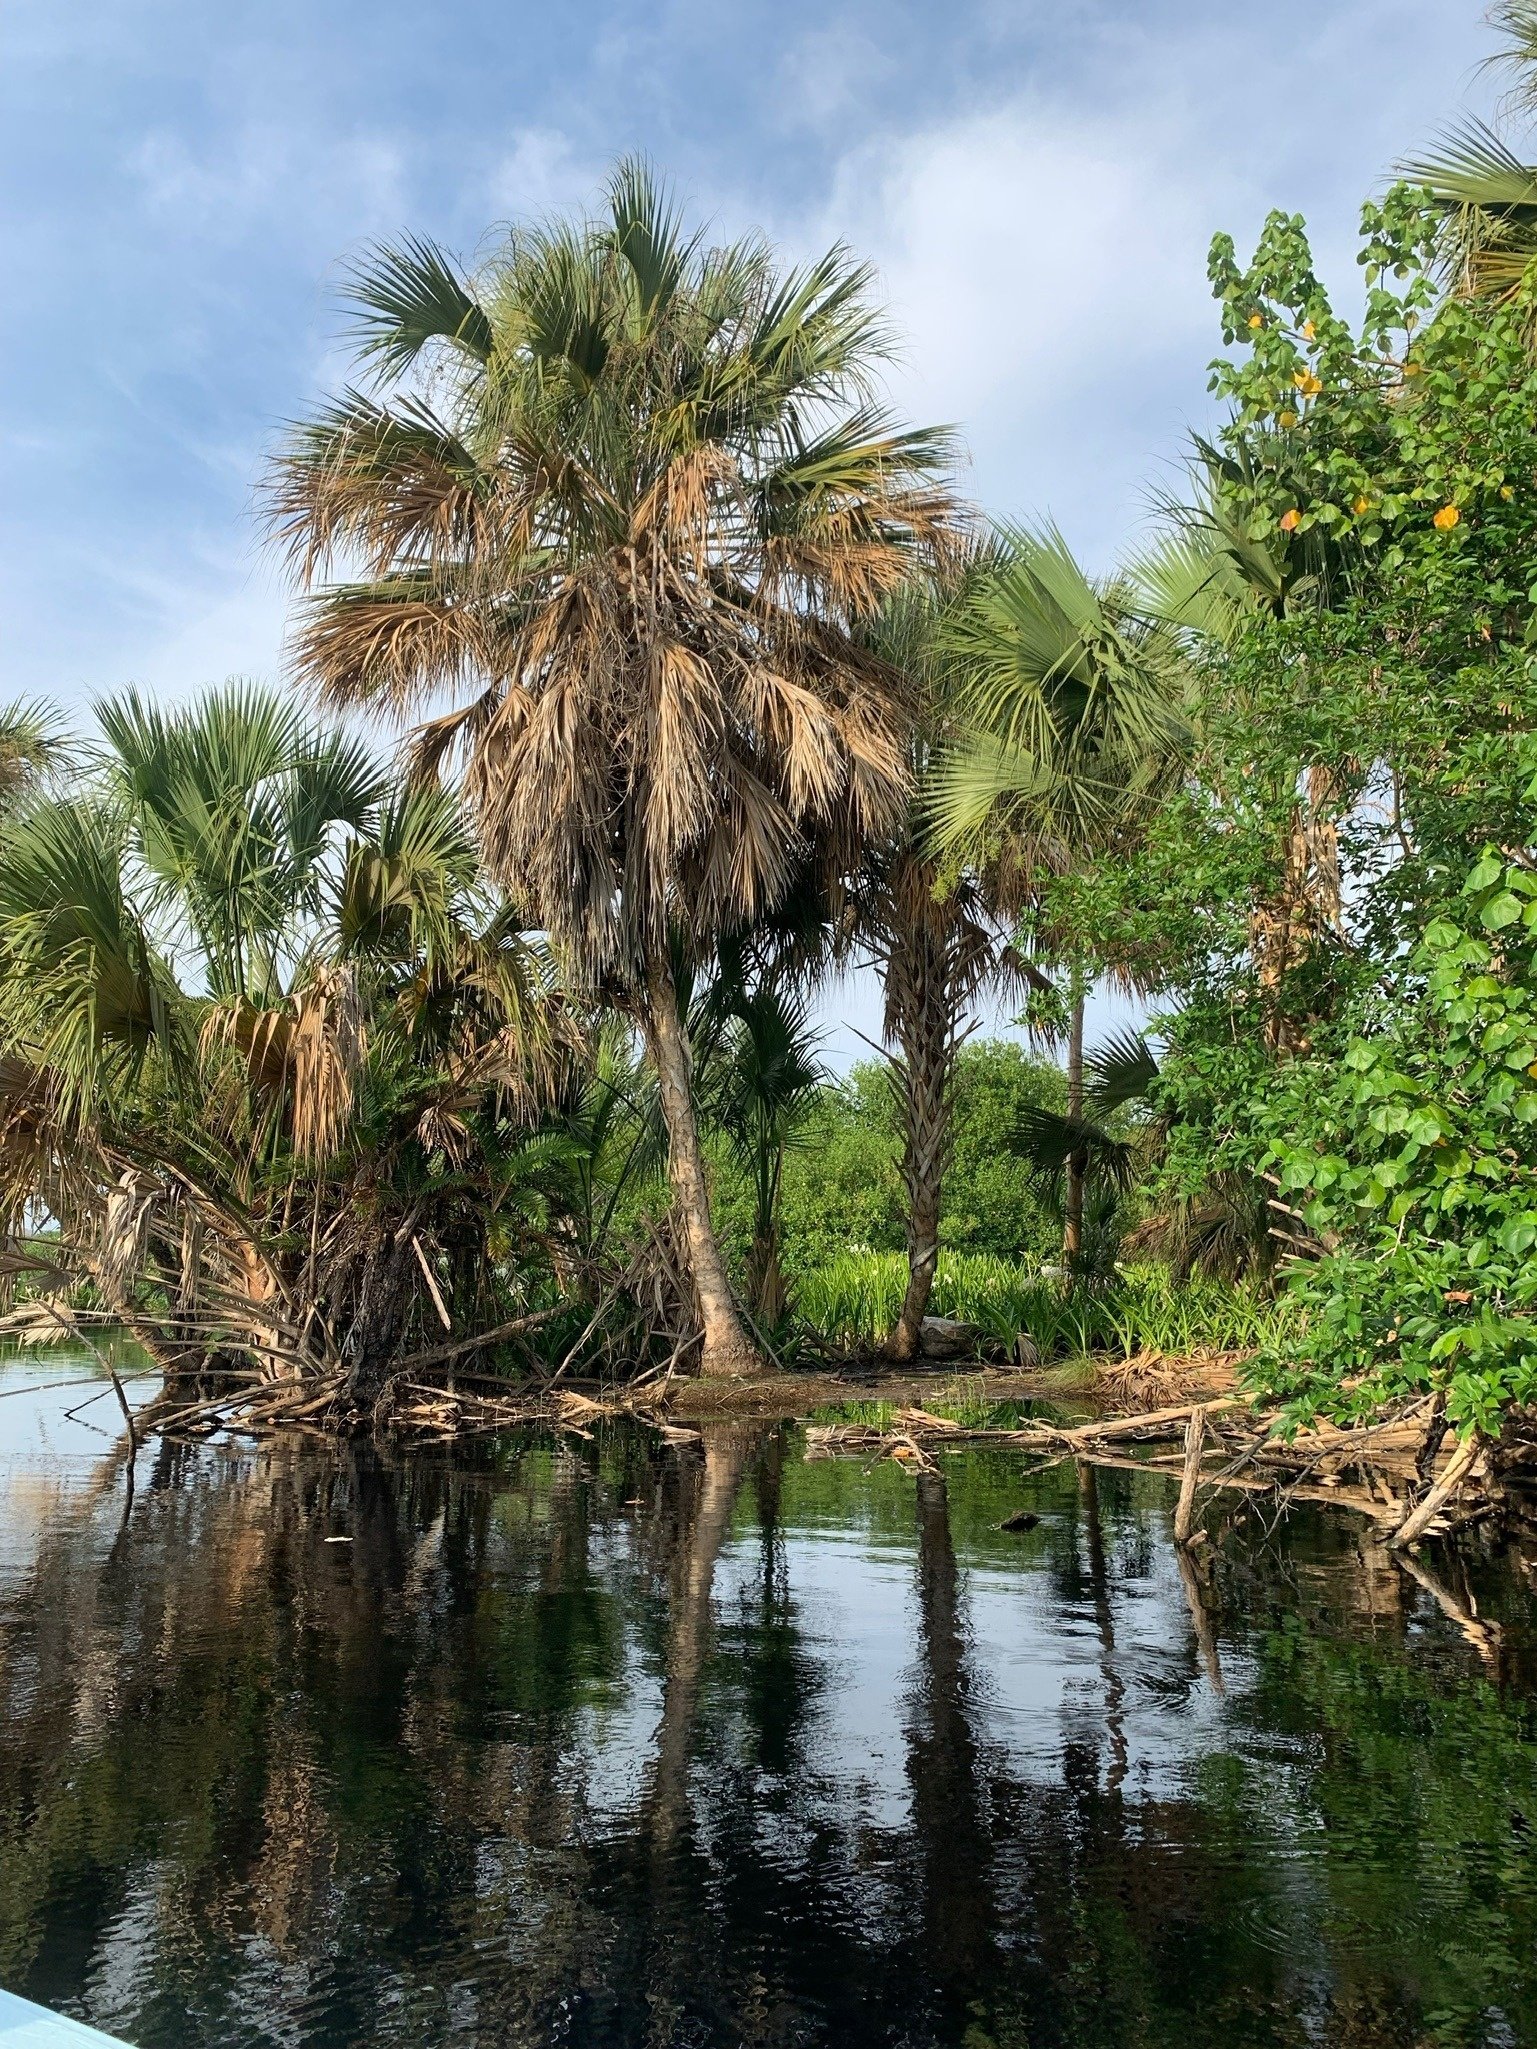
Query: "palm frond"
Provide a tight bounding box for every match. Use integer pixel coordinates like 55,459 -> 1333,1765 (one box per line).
0,699 -> 68,809
344,234 -> 494,378
1085,1027 -> 1159,1114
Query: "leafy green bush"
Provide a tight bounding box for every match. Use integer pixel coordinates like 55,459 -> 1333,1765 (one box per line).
1253,849 -> 1537,1433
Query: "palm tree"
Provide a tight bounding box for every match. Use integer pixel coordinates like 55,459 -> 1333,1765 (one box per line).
697,977 -> 825,1326
848,560 -> 1031,1359
930,525 -> 1190,1274
0,685 -> 571,1401
267,160 -> 955,1377
0,701 -> 65,813
95,682 -> 382,1001
1398,5 -> 1537,299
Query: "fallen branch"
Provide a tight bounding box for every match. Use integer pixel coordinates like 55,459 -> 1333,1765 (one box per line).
1174,1405 -> 1207,1545
1390,1430 -> 1484,1549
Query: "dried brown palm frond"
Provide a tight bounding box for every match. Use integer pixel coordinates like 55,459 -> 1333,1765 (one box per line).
202,965 -> 366,1163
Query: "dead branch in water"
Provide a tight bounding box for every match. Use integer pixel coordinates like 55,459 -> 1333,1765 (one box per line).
804,1395 -> 1508,1542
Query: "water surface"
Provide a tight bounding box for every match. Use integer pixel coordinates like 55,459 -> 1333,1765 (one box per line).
1,1357 -> 1535,2048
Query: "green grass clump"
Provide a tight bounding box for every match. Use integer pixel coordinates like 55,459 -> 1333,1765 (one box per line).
797,1248 -> 1298,1362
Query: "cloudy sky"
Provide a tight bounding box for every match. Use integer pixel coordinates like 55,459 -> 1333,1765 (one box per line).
0,0 -> 1504,1056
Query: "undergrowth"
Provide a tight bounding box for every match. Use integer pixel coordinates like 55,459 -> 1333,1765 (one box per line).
796,1250 -> 1297,1361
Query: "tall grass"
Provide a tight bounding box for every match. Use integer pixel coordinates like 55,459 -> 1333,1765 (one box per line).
797,1249 -> 1297,1360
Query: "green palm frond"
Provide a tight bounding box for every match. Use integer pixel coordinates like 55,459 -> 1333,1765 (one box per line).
1012,1103 -> 1136,1194
96,681 -> 387,999
1085,1027 -> 1159,1114
1404,116 -> 1537,208
930,523 -> 1190,862
1484,4 -> 1537,114
333,779 -> 480,963
1124,527 -> 1252,646
1404,118 -> 1537,296
344,234 -> 494,379
0,700 -> 68,810
601,157 -> 698,322
0,795 -> 187,1118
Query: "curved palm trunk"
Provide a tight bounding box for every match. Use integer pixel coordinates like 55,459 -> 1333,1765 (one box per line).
644,951 -> 759,1379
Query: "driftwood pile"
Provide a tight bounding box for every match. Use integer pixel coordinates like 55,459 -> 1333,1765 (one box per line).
136,1371 -> 678,1446
805,1395 -> 1516,1552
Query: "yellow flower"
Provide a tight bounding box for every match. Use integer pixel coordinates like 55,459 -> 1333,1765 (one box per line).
1432,504 -> 1460,530
1501,484 -> 1515,501
1294,370 -> 1322,397
1302,319 -> 1315,339
1278,409 -> 1298,428
1403,360 -> 1423,377
1248,312 -> 1263,330
1352,496 -> 1372,516
1279,508 -> 1301,533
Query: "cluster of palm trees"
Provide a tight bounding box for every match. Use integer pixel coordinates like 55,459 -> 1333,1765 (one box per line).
0,154 -> 1397,1398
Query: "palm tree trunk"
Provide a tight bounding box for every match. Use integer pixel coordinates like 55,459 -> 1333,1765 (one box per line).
644,950 -> 759,1379
1064,981 -> 1086,1273
1252,765 -> 1342,1055
887,958 -> 949,1363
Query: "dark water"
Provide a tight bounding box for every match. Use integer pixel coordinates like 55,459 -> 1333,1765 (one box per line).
3,1361 -> 1537,2048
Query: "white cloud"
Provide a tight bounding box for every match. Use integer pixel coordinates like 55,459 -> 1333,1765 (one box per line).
762,2 -> 1496,569
776,21 -> 896,133
125,123 -> 410,245
484,128 -> 602,232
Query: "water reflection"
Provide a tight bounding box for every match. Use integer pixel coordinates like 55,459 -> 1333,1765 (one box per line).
1,1369 -> 1536,2047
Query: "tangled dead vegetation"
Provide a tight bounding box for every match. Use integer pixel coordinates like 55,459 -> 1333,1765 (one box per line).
806,1394 -> 1535,1552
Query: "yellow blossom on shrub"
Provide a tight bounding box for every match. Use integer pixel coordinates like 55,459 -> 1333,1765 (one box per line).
1279,508 -> 1300,532
1248,313 -> 1263,330
1294,370 -> 1322,397
1302,320 -> 1315,339
1432,504 -> 1460,530
1352,496 -> 1372,516
1278,409 -> 1298,428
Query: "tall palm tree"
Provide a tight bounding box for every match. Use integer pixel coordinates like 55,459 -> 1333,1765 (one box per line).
849,560 -> 1030,1359
268,160 -> 955,1377
931,526 -> 1189,1273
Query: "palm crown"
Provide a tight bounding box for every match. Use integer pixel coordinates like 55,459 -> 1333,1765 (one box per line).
269,159 -> 956,990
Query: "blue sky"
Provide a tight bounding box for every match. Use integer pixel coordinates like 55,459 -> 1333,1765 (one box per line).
0,0 -> 1503,1058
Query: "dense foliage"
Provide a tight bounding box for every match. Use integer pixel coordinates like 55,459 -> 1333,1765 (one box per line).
6,21 -> 1537,1430
1047,185 -> 1537,1429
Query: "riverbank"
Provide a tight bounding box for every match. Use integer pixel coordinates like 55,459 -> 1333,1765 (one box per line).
122,1343 -> 1536,1557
